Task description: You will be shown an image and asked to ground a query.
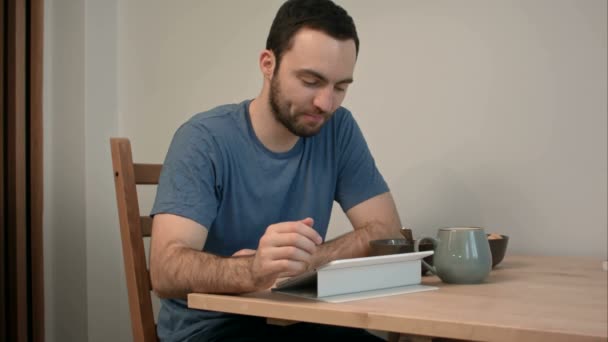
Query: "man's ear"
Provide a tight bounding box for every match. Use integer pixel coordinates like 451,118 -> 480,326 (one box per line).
259,50 -> 276,79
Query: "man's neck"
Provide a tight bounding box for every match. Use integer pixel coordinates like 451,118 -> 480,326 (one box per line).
248,96 -> 300,153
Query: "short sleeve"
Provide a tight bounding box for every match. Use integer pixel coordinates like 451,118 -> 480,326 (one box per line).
334,110 -> 389,212
151,122 -> 221,229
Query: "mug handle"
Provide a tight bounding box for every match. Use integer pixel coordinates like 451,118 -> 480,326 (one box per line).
415,237 -> 437,275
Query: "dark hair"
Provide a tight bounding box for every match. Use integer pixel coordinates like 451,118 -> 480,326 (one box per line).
266,0 -> 359,70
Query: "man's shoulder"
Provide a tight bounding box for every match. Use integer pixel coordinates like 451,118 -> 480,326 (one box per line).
168,100 -> 250,155
186,101 -> 248,129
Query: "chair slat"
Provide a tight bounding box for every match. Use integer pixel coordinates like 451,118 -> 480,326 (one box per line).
140,216 -> 153,237
134,163 -> 162,185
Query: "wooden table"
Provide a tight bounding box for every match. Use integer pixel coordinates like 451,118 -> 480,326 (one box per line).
188,255 -> 608,341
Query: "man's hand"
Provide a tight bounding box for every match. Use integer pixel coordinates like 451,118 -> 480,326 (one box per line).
232,249 -> 256,257
250,217 -> 322,289
308,192 -> 403,269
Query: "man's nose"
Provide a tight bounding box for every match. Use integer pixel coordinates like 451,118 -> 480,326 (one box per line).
312,87 -> 334,114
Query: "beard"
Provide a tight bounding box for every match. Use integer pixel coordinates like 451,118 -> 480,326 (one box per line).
269,76 -> 327,138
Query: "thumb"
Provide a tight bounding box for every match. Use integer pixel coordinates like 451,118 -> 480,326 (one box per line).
299,217 -> 314,227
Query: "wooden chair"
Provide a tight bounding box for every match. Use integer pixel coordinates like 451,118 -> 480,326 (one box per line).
110,138 -> 162,342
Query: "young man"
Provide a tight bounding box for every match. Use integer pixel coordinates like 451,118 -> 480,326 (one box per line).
150,0 -> 403,340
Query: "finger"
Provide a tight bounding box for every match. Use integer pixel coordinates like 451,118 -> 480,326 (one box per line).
297,220 -> 322,245
299,217 -> 314,227
270,221 -> 322,245
266,233 -> 318,255
266,246 -> 314,264
232,249 -> 256,257
269,259 -> 308,277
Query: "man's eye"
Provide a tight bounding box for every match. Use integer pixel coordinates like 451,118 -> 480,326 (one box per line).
302,79 -> 319,87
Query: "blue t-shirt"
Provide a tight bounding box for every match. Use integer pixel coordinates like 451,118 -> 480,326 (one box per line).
151,99 -> 388,340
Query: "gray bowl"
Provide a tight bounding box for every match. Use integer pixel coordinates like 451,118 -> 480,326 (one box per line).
488,235 -> 509,267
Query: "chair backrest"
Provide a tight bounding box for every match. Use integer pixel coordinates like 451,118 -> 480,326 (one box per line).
110,138 -> 162,342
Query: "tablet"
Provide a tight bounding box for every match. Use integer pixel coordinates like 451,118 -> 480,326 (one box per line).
274,251 -> 433,290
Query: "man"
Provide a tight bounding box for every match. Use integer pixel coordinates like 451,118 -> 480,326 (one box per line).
150,0 -> 403,340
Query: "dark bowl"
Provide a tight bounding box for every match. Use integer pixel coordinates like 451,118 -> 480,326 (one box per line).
488,235 -> 509,268
369,239 -> 434,275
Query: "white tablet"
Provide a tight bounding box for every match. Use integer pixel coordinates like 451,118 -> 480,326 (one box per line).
274,251 -> 433,291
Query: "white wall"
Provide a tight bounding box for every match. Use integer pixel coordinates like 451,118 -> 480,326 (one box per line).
44,0 -> 88,341
46,0 -> 127,341
84,0 -> 132,341
344,1 -> 607,256
45,1 -> 607,341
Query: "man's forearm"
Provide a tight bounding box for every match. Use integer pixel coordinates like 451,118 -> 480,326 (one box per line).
152,245 -> 263,299
310,221 -> 401,269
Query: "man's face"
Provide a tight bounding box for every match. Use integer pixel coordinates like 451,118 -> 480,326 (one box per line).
268,28 -> 357,137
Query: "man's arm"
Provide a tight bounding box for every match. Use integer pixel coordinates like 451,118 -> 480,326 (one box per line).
309,192 -> 402,268
149,214 -> 322,299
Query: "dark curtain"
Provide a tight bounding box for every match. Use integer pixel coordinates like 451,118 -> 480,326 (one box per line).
1,0 -> 44,341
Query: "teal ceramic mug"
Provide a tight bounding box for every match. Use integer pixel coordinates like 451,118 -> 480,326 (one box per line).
414,227 -> 492,284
